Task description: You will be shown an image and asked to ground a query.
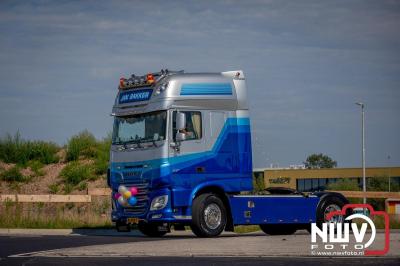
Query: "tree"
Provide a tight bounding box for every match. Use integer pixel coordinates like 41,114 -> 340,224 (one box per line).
304,153 -> 337,169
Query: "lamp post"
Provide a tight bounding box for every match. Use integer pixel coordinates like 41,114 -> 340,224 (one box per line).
355,102 -> 366,207
388,155 -> 391,192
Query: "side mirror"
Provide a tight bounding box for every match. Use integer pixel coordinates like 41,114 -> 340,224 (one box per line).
176,132 -> 186,142
176,112 -> 186,131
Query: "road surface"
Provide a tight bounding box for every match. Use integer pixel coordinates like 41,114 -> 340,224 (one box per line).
0,229 -> 398,265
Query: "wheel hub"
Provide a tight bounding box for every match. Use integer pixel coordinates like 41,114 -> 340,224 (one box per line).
204,203 -> 222,230
324,204 -> 344,224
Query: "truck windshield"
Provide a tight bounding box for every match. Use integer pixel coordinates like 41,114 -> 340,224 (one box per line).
112,111 -> 167,145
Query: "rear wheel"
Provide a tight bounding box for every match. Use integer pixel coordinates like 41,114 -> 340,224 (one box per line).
191,193 -> 227,237
304,196 -> 348,234
259,224 -> 297,235
138,222 -> 168,237
316,195 -> 347,229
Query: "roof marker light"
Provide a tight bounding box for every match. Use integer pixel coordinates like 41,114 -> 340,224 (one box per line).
147,73 -> 155,84
119,77 -> 126,89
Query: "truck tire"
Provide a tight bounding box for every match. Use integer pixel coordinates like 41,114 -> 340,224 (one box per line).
138,222 -> 168,237
315,195 -> 348,230
191,193 -> 227,237
259,224 -> 297,235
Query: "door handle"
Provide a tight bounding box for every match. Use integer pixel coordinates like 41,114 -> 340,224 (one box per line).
196,167 -> 205,173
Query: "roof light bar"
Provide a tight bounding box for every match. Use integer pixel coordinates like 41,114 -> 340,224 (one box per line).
118,69 -> 184,90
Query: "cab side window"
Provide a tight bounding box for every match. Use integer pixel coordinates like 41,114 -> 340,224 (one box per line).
173,111 -> 202,141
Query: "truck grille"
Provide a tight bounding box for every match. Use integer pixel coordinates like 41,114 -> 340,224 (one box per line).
121,171 -> 150,215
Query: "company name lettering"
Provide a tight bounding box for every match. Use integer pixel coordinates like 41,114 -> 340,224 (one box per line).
119,89 -> 152,104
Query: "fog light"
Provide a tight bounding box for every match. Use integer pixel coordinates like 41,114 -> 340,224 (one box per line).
152,214 -> 162,219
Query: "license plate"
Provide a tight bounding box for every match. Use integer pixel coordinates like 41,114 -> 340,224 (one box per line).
127,218 -> 139,224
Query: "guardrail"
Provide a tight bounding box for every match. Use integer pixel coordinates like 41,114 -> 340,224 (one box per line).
0,194 -> 91,203
87,188 -> 111,196
328,191 -> 400,199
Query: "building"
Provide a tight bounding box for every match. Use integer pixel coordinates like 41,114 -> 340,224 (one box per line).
253,167 -> 400,192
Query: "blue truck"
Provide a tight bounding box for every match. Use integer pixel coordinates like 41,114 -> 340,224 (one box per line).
107,70 -> 348,237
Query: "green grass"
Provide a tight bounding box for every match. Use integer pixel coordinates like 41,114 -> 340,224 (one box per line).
65,131 -> 110,178
78,181 -> 88,191
0,166 -> 28,182
60,161 -> 94,186
63,183 -> 74,194
0,132 -> 60,165
0,200 -> 112,229
48,183 -> 60,194
234,225 -> 261,233
27,160 -> 45,177
66,130 -> 97,161
93,135 -> 111,175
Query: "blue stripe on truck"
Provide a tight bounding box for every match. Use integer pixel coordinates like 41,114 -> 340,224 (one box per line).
180,83 -> 232,95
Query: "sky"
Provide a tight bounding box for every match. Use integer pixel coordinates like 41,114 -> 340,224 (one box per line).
0,0 -> 399,168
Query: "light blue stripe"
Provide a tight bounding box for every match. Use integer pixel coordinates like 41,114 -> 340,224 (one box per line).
182,83 -> 231,88
111,117 -> 250,171
181,83 -> 232,96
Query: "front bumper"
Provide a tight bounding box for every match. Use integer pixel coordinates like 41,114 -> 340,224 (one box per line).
111,188 -> 192,224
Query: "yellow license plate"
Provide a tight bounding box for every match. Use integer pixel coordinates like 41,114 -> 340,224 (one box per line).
127,218 -> 139,224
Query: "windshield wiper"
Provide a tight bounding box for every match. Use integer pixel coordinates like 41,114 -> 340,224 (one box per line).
113,139 -> 138,149
114,137 -> 161,148
152,139 -> 158,147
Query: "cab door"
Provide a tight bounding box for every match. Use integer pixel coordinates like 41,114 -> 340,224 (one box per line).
168,109 -> 206,188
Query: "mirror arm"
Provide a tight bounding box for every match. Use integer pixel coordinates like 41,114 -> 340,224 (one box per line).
170,141 -> 180,152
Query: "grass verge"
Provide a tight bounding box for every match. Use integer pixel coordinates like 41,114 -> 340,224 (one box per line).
0,198 -> 112,229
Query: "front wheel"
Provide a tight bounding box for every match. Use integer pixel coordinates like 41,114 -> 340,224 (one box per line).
138,222 -> 168,237
191,193 -> 227,237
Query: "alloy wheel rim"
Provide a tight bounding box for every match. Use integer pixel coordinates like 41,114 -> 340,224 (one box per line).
204,203 -> 222,230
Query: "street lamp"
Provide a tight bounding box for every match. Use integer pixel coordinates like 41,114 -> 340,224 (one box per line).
355,102 -> 366,207
388,155 -> 391,192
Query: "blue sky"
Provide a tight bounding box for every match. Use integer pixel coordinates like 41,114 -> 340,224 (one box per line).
0,0 -> 399,168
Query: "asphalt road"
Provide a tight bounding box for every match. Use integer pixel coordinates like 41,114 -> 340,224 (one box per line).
0,231 -> 399,265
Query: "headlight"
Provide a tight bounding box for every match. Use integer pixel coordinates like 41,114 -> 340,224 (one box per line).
150,195 -> 168,211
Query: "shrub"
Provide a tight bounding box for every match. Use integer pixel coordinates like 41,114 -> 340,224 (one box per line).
367,175 -> 399,192
78,181 -> 88,191
60,162 -> 94,186
64,183 -> 74,194
93,135 -> 111,176
48,183 -> 60,194
0,166 -> 26,182
0,132 -> 59,165
66,130 -> 97,161
27,160 -> 45,177
327,179 -> 361,191
366,175 -> 399,210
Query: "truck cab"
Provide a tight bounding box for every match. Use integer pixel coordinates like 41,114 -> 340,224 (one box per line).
108,70 -> 348,237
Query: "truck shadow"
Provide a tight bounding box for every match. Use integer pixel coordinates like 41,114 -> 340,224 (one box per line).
71,228 -> 310,239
